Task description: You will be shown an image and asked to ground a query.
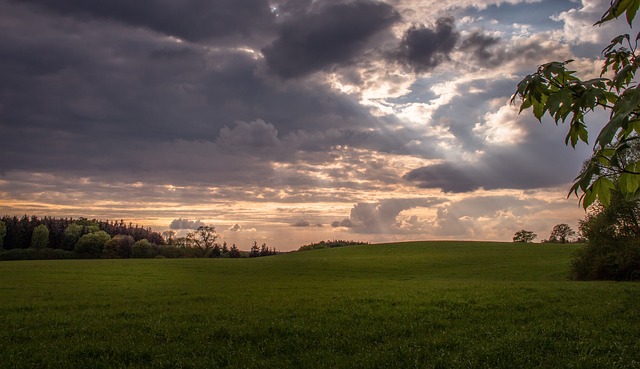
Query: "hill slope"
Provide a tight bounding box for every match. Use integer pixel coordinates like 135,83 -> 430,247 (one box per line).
1,241 -> 639,369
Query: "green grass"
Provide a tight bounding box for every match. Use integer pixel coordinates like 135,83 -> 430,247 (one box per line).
1,241 -> 639,368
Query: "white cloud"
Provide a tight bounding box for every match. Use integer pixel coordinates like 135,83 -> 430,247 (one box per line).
473,103 -> 526,145
552,0 -> 629,45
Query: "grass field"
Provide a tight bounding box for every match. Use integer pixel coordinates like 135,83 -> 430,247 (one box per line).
1,241 -> 639,368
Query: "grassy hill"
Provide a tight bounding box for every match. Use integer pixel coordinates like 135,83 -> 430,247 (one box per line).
1,241 -> 639,368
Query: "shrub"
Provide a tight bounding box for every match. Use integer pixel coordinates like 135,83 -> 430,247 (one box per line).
0,248 -> 74,261
103,235 -> 134,258
132,239 -> 158,258
31,224 -> 49,250
571,191 -> 640,281
0,220 -> 6,249
75,231 -> 111,258
571,238 -> 640,281
62,223 -> 83,251
158,245 -> 182,258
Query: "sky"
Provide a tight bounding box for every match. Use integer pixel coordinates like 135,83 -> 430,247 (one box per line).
0,0 -> 630,250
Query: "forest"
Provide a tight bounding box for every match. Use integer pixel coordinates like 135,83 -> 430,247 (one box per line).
0,215 -> 277,260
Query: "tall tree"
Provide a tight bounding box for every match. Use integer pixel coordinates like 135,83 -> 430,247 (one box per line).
74,231 -> 111,258
0,220 -> 6,249
162,230 -> 176,245
62,223 -> 83,251
31,224 -> 49,251
229,244 -> 241,258
548,224 -> 576,244
513,230 -> 537,243
513,0 -> 640,208
249,241 -> 260,257
191,226 -> 218,249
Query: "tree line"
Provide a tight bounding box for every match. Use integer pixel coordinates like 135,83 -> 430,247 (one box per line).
298,240 -> 369,251
512,223 -> 582,244
0,216 -> 277,260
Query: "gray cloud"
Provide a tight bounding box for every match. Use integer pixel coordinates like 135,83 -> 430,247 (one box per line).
331,219 -> 356,228
0,1 -> 394,186
459,31 -> 500,64
334,198 -> 445,233
291,220 -> 311,227
228,224 -> 257,232
290,219 -> 322,227
395,17 -> 460,73
12,0 -> 276,44
263,0 -> 400,78
403,138 -> 591,193
170,218 -> 205,230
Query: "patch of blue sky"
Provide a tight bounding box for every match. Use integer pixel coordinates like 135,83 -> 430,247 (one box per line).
459,0 -> 577,32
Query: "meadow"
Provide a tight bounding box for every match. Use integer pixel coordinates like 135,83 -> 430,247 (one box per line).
1,241 -> 639,368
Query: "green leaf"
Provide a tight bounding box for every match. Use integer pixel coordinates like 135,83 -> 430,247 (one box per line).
591,177 -> 616,207
597,0 -> 640,26
627,0 -> 640,25
582,188 -> 597,210
620,172 -> 640,194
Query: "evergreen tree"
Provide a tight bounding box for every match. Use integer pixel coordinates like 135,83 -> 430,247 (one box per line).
0,220 -> 6,249
249,241 -> 260,257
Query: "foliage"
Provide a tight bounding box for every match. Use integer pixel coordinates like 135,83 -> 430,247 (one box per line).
0,248 -> 75,261
31,224 -> 49,250
0,215 -> 282,260
162,230 -> 176,244
548,223 -> 576,243
62,223 -> 83,250
572,190 -> 640,280
249,241 -> 260,257
571,236 -> 640,280
186,226 -> 219,256
512,230 -> 537,243
0,220 -> 6,249
103,234 -> 135,259
194,226 -> 219,248
298,239 -> 369,251
131,239 -> 158,259
512,0 -> 640,208
74,231 -> 111,258
157,245 -> 183,258
0,215 -> 164,250
228,244 -> 242,258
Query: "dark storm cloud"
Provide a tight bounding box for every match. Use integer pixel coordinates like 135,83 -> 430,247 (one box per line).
12,0 -> 276,43
0,0 -> 401,185
459,32 -> 500,63
262,0 -> 400,79
395,17 -> 460,73
403,136 -> 590,193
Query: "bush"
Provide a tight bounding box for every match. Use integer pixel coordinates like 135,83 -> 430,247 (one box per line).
158,245 -> 182,258
571,238 -> 640,281
62,223 -> 83,251
0,248 -> 74,261
75,231 -> 111,258
103,235 -> 134,258
570,189 -> 640,281
31,224 -> 49,250
132,239 -> 158,258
